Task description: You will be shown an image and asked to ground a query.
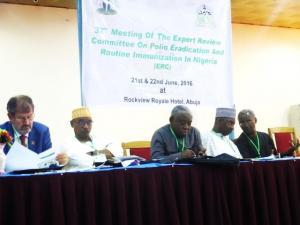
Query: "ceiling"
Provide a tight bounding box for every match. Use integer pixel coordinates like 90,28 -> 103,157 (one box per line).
0,0 -> 77,9
231,0 -> 300,29
1,0 -> 300,29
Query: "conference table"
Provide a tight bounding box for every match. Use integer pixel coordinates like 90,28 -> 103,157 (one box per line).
0,158 -> 300,225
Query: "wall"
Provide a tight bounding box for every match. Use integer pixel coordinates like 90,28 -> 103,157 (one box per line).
0,3 -> 300,146
0,4 -> 80,144
232,23 -> 300,136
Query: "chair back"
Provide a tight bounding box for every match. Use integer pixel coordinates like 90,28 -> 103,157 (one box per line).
122,141 -> 151,160
268,127 -> 297,153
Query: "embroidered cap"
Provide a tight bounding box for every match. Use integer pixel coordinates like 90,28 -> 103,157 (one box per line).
72,107 -> 92,120
216,107 -> 236,119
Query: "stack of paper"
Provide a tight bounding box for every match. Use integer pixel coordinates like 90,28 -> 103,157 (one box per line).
5,142 -> 57,173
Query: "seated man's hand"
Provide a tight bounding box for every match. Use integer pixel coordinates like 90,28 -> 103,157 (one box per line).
56,153 -> 69,166
181,149 -> 196,159
290,138 -> 300,156
197,147 -> 206,156
97,149 -> 114,159
293,138 -> 300,149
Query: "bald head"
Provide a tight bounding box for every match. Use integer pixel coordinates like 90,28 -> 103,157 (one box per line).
170,105 -> 192,118
169,105 -> 193,138
238,109 -> 257,136
238,109 -> 255,121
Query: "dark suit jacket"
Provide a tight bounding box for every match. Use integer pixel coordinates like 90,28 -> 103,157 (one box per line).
0,121 -> 52,154
234,131 -> 275,158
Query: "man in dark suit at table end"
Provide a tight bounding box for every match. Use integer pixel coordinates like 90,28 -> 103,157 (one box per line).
235,109 -> 299,158
0,95 -> 52,155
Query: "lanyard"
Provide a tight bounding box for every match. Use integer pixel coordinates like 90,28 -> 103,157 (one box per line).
170,127 -> 185,152
244,133 -> 261,157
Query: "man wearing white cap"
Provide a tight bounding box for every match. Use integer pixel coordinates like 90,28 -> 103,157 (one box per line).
57,107 -> 122,169
201,107 -> 242,158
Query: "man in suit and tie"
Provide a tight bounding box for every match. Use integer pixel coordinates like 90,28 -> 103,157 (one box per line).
0,95 -> 69,168
0,95 -> 52,154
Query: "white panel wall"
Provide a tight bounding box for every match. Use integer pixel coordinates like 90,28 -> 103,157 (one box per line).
289,105 -> 300,137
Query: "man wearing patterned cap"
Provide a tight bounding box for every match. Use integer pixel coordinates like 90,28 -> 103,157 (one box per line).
201,107 -> 242,158
151,105 -> 206,163
56,107 -> 122,169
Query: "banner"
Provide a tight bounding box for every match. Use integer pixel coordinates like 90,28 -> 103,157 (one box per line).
78,0 -> 233,107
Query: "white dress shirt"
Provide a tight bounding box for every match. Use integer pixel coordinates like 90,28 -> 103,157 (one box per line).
60,135 -> 123,170
201,131 -> 242,159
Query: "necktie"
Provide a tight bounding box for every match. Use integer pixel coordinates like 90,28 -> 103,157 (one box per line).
20,135 -> 27,147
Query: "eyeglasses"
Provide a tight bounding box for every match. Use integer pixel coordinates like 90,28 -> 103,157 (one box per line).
15,113 -> 34,122
74,119 -> 93,126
